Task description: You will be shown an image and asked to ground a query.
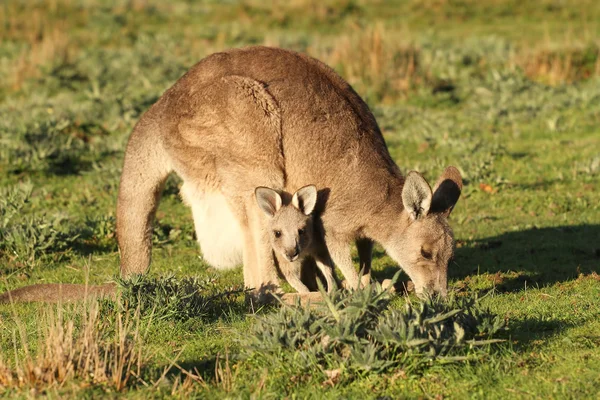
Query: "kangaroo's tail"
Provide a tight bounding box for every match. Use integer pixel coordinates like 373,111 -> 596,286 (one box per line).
0,283 -> 117,303
117,108 -> 172,278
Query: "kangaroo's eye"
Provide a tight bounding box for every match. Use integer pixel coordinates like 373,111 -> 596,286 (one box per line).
298,228 -> 305,235
274,230 -> 282,238
421,247 -> 433,260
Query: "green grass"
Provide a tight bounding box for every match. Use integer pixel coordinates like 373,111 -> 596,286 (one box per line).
1,0 -> 599,398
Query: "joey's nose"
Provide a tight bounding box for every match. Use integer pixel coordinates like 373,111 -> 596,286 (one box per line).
286,248 -> 299,262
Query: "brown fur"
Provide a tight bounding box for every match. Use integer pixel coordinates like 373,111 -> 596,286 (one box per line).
0,283 -> 115,303
0,46 -> 462,303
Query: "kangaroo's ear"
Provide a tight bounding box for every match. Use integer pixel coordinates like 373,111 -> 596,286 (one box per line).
292,185 -> 317,216
255,187 -> 282,218
402,171 -> 433,221
430,166 -> 462,217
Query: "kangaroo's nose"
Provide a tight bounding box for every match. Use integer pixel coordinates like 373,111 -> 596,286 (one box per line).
426,281 -> 447,299
286,248 -> 300,262
416,280 -> 447,299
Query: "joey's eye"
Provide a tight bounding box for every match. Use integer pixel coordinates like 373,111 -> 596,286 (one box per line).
298,228 -> 305,235
274,230 -> 282,238
421,247 -> 433,260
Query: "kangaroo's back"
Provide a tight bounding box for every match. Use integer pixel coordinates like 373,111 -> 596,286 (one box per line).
151,47 -> 401,227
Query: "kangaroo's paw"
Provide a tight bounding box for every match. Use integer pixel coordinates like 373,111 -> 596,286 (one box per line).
280,292 -> 324,307
381,279 -> 415,294
245,283 -> 285,306
381,279 -> 396,293
360,273 -> 371,288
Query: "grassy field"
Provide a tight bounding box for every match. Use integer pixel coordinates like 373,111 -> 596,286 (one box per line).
1,0 -> 599,398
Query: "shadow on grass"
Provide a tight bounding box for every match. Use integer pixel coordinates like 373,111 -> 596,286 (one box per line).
164,357 -> 225,386
452,224 -> 600,291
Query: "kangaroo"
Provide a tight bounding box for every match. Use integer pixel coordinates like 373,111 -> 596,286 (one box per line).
0,46 -> 462,304
255,185 -> 337,294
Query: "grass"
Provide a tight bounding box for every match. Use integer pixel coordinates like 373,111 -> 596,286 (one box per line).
1,300 -> 147,393
0,0 -> 599,397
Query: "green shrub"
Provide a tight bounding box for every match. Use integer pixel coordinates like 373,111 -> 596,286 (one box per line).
244,279 -> 506,378
114,274 -> 247,321
0,184 -> 80,268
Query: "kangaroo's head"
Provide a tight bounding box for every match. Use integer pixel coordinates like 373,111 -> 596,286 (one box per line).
385,167 -> 463,298
255,185 -> 318,262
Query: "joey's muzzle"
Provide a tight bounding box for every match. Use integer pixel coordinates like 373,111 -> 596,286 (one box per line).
285,246 -> 300,262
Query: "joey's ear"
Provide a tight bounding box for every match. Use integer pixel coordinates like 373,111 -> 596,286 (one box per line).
292,185 -> 317,216
430,166 -> 462,217
255,187 -> 282,218
402,171 -> 433,221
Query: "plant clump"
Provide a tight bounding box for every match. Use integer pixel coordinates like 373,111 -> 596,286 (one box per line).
114,274 -> 247,321
0,183 -> 80,269
244,279 -> 506,378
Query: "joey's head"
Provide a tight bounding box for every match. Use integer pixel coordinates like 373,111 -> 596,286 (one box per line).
385,167 -> 463,298
255,185 -> 318,262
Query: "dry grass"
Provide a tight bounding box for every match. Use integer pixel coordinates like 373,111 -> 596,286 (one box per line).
239,0 -> 359,22
167,365 -> 208,397
0,1 -> 75,90
0,283 -> 243,396
214,349 -> 236,393
303,25 -> 421,102
0,300 -> 147,394
514,42 -> 600,85
10,25 -> 71,90
140,344 -> 240,397
301,26 -> 600,100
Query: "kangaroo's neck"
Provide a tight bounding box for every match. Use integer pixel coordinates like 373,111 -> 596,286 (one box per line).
361,173 -> 410,246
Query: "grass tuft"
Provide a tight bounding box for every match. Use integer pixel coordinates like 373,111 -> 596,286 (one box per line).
244,281 -> 507,380
114,274 -> 248,321
0,183 -> 80,270
515,43 -> 600,85
0,300 -> 147,393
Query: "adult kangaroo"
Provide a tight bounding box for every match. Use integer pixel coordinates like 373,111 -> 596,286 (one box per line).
0,46 -> 461,303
